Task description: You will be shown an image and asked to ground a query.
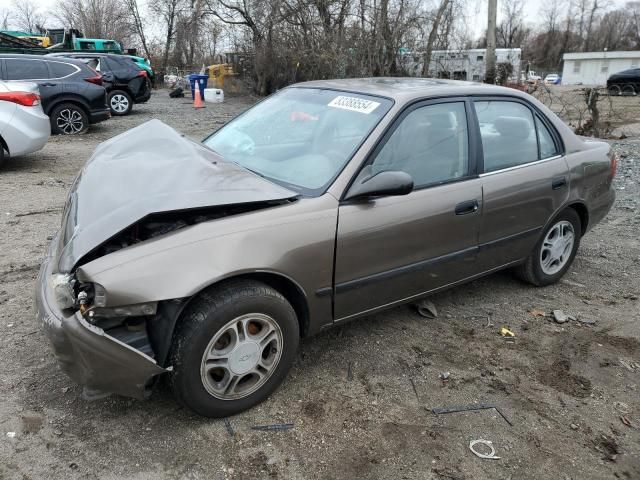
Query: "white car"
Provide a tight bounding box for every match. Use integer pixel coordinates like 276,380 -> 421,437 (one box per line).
0,81 -> 50,167
544,74 -> 561,85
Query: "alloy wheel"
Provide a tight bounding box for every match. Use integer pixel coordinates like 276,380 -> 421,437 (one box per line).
56,108 -> 84,134
110,94 -> 130,113
200,313 -> 283,400
539,220 -> 575,275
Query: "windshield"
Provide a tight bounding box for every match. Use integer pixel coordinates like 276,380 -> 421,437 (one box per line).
203,88 -> 393,195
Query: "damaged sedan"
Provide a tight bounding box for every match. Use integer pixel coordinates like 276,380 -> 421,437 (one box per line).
36,78 -> 616,417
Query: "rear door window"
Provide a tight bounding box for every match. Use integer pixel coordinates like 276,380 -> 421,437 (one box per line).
48,61 -> 77,79
6,59 -> 49,80
475,100 -> 538,173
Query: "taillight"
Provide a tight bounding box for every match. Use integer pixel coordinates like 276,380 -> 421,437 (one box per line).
0,91 -> 40,106
137,70 -> 147,77
84,75 -> 103,86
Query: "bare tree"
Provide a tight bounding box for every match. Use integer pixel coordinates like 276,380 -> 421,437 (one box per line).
150,0 -> 187,73
54,0 -> 135,45
496,0 -> 524,48
124,0 -> 152,59
12,0 -> 45,32
422,0 -> 451,76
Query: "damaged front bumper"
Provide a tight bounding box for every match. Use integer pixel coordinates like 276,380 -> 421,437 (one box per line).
35,235 -> 169,400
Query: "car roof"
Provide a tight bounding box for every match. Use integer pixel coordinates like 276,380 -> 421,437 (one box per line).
290,77 -> 529,103
0,53 -> 89,66
46,52 -> 124,59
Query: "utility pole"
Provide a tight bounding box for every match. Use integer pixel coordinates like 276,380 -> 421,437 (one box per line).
485,0 -> 497,84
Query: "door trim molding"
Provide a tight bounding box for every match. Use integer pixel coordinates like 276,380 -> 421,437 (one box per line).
334,226 -> 542,296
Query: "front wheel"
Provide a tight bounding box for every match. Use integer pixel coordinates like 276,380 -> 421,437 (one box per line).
169,280 -> 299,417
516,209 -> 581,286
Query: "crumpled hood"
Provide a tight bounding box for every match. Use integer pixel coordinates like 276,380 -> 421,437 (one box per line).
56,119 -> 297,272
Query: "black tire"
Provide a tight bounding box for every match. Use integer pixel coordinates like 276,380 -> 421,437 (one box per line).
168,280 -> 299,417
0,142 -> 5,168
50,103 -> 89,135
108,90 -> 133,116
516,209 -> 582,287
608,85 -> 621,96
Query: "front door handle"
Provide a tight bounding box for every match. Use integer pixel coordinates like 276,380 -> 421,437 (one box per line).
455,200 -> 479,215
39,83 -> 56,87
552,176 -> 567,190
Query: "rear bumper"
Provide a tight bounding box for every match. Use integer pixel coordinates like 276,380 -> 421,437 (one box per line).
1,104 -> 50,157
587,186 -> 615,233
88,109 -> 110,124
35,235 -> 168,400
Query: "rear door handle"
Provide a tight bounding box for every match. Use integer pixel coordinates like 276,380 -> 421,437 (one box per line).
552,176 -> 567,189
455,200 -> 479,215
39,83 -> 56,87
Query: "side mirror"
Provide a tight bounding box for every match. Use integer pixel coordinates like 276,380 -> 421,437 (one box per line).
345,167 -> 414,200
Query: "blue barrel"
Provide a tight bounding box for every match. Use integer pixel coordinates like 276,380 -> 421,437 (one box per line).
188,74 -> 208,100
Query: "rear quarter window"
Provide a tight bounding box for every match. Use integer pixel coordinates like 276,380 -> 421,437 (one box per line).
48,61 -> 78,78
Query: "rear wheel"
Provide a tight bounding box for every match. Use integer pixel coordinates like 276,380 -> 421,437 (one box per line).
169,280 -> 299,417
622,85 -> 636,96
0,143 -> 5,168
50,103 -> 89,135
108,90 -> 133,116
516,209 -> 581,286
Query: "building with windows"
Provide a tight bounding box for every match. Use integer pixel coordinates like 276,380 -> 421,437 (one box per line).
399,48 -> 521,82
561,51 -> 640,85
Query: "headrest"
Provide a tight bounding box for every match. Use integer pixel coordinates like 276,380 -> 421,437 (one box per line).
424,112 -> 455,129
493,116 -> 532,139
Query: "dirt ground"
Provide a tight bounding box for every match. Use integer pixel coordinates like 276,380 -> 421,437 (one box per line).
1,91 -> 639,480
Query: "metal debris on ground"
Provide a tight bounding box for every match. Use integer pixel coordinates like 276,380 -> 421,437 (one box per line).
469,439 -> 501,459
620,415 -> 632,427
347,362 -> 353,381
251,423 -> 294,432
431,403 -> 513,426
438,372 -> 450,386
500,327 -> 516,339
415,300 -> 437,319
409,378 -> 420,402
223,418 -> 234,437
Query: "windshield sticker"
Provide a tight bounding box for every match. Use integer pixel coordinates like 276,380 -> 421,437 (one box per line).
328,96 -> 380,114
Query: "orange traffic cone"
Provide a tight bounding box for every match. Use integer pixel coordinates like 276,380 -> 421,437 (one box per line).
193,80 -> 205,109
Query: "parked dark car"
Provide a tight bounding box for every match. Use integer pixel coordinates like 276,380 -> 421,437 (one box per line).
607,68 -> 640,95
0,54 -> 109,134
48,52 -> 151,116
36,79 -> 616,417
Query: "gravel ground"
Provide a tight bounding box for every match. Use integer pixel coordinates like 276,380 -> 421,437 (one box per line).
0,91 -> 639,480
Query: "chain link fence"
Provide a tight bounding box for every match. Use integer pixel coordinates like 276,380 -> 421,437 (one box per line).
529,84 -> 640,138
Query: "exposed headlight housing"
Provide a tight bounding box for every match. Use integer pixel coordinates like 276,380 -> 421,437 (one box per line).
50,274 -> 75,310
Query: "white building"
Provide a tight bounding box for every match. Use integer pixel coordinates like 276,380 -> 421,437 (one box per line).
399,48 -> 521,82
562,51 -> 640,85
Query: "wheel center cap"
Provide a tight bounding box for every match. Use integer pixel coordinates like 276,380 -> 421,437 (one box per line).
228,342 -> 260,375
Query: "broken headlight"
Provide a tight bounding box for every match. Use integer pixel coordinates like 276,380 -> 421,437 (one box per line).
50,274 -> 75,310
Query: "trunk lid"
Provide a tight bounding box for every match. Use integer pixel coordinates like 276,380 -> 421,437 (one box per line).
56,119 -> 297,273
